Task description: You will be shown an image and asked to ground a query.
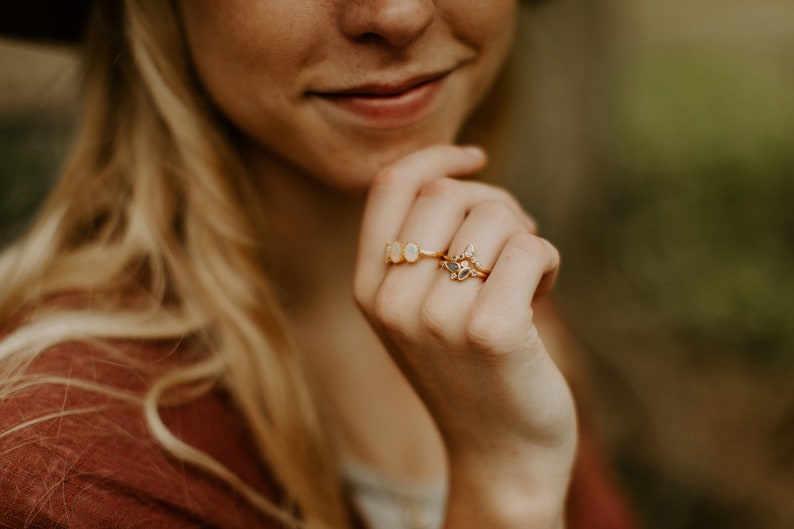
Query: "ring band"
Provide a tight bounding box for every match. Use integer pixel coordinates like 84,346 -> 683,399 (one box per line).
440,244 -> 490,281
384,241 -> 445,264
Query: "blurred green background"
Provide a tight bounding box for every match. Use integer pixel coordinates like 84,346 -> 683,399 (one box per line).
505,1 -> 792,527
595,1 -> 794,526
610,0 -> 794,368
1,0 -> 792,527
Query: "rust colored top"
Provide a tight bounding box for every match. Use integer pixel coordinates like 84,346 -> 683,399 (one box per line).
0,339 -> 638,529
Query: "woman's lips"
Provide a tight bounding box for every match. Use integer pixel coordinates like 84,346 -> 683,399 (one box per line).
309,73 -> 449,129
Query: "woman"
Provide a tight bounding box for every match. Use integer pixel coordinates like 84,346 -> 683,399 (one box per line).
0,1 -> 636,528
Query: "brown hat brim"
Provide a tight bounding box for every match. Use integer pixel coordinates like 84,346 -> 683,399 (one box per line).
0,1 -> 94,44
0,0 -> 552,45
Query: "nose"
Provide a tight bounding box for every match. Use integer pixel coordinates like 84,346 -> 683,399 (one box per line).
339,0 -> 435,48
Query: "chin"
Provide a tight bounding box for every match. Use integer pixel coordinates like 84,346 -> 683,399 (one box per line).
310,157 -> 395,195
308,130 -> 461,194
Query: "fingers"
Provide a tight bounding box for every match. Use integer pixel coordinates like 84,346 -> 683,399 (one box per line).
469,234 -> 560,348
355,143 -> 552,349
400,179 -> 537,248
420,202 -> 550,339
383,181 -> 536,294
355,145 -> 487,307
352,146 -> 572,470
484,233 -> 559,302
360,145 -> 486,247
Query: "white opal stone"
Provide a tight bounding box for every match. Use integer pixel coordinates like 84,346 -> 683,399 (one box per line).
404,242 -> 420,263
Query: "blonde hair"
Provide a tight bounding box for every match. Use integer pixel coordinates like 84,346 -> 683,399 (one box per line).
0,1 -> 348,527
0,0 -> 541,526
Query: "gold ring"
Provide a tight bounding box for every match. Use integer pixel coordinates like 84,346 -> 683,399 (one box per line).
384,241 -> 446,264
440,244 -> 491,281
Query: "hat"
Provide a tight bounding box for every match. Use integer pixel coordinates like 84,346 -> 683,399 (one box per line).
0,0 -> 550,45
0,1 -> 95,44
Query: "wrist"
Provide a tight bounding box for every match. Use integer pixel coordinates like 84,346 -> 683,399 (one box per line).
444,436 -> 576,529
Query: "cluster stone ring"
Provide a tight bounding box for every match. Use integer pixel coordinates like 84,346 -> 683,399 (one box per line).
440,244 -> 491,281
384,241 -> 446,264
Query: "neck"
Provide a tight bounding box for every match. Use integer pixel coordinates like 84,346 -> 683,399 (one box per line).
242,148 -> 446,481
245,149 -> 367,313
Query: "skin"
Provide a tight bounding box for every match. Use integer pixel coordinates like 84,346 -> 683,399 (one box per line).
178,0 -> 516,190
355,147 -> 576,527
177,1 -> 577,527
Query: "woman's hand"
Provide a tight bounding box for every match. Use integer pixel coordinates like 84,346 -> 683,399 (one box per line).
353,145 -> 577,528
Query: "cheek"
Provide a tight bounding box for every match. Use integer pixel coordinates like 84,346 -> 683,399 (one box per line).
214,4 -> 323,77
180,1 -> 324,99
440,0 -> 517,45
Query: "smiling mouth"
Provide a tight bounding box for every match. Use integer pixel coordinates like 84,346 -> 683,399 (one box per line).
310,70 -> 451,99
307,70 -> 452,128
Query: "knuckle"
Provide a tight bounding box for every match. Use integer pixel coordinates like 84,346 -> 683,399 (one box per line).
418,296 -> 454,341
480,186 -> 538,233
465,303 -> 540,358
372,166 -> 402,190
472,200 -> 515,224
525,215 -> 539,234
371,283 -> 408,332
483,186 -> 522,212
546,240 -> 561,265
534,236 -> 560,265
352,276 -> 383,316
490,186 -> 517,205
352,279 -> 368,310
418,177 -> 457,199
464,303 -> 511,350
507,232 -> 547,256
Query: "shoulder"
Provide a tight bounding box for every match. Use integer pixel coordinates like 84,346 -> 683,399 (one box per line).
0,339 -> 283,529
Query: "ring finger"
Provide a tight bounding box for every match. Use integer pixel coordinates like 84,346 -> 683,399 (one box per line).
421,200 -> 532,335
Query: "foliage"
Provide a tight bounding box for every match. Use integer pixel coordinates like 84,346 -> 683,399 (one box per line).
608,48 -> 794,367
